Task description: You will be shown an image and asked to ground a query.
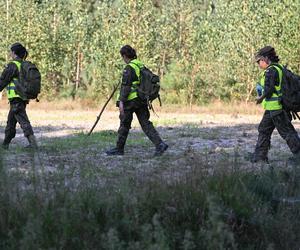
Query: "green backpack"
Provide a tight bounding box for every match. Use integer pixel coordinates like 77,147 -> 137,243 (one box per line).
138,66 -> 160,103
131,62 -> 161,107
15,61 -> 41,100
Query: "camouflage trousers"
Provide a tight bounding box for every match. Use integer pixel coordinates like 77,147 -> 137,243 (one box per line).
3,99 -> 34,145
116,99 -> 162,149
254,110 -> 300,160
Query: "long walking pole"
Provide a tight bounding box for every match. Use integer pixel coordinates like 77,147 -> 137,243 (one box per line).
88,82 -> 121,136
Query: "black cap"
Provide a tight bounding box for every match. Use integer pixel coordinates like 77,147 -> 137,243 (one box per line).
10,42 -> 28,59
255,46 -> 278,62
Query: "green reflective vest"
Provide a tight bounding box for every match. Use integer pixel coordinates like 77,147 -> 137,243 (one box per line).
260,64 -> 283,111
127,59 -> 143,101
118,59 -> 144,101
6,61 -> 22,100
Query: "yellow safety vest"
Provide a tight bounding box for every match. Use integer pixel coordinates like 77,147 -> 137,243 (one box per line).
118,59 -> 144,101
260,64 -> 283,111
6,61 -> 22,100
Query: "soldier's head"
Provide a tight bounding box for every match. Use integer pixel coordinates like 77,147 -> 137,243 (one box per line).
255,46 -> 279,69
120,45 -> 137,63
10,42 -> 28,60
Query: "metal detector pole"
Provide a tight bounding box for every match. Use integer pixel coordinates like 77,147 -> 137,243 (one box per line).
88,82 -> 121,136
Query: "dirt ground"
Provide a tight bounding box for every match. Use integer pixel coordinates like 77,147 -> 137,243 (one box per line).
1,102 -> 300,174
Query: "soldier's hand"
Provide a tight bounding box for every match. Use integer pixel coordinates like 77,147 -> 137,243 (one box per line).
119,101 -> 125,116
256,96 -> 264,104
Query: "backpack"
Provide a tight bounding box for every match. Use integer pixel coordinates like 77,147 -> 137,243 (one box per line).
15,61 -> 41,100
277,64 -> 300,117
131,62 -> 161,107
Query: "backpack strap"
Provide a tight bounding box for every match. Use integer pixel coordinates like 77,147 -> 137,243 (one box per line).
128,61 -> 144,73
158,95 -> 162,107
149,100 -> 159,117
128,61 -> 143,84
129,61 -> 142,69
268,64 -> 283,97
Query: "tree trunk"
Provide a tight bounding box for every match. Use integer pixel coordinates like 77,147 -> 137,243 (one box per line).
75,44 -> 81,92
189,64 -> 199,110
160,50 -> 166,78
245,75 -> 254,104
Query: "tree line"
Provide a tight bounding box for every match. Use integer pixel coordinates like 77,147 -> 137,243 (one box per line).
0,0 -> 299,106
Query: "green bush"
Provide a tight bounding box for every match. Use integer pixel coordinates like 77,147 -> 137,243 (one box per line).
1,0 -> 300,105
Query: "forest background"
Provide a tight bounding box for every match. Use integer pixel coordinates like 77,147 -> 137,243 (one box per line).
0,0 -> 299,107
2,1 -> 300,249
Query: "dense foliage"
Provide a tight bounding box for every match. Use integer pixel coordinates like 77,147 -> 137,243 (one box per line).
0,0 -> 299,105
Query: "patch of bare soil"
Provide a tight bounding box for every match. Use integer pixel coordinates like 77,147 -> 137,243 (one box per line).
1,108 -> 299,180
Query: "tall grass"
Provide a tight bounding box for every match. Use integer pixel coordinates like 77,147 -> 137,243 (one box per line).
1,141 -> 300,250
0,99 -> 262,115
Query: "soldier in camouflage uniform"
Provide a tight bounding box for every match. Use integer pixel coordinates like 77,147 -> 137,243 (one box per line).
0,43 -> 37,149
250,46 -> 300,163
106,45 -> 168,156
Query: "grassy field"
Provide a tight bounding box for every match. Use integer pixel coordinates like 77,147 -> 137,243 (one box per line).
0,101 -> 300,249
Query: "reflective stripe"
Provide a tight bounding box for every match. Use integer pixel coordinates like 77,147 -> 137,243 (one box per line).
129,82 -> 139,93
127,84 -> 138,100
265,97 -> 281,101
6,86 -> 16,90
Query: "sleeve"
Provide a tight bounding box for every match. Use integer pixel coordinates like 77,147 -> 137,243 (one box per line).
0,63 -> 19,92
119,65 -> 137,102
263,67 -> 280,99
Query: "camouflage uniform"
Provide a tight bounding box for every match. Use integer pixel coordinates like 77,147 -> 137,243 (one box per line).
253,64 -> 300,161
254,110 -> 300,161
3,99 -> 33,145
115,62 -> 163,150
0,59 -> 34,146
116,98 -> 162,149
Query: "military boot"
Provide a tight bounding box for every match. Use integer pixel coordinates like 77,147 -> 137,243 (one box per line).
154,142 -> 168,156
106,147 -> 124,156
2,138 -> 11,150
246,152 -> 269,164
26,135 -> 38,149
250,156 -> 269,164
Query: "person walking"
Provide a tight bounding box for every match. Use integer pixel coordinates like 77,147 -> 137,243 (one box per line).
250,46 -> 300,163
106,45 -> 168,156
0,42 -> 37,149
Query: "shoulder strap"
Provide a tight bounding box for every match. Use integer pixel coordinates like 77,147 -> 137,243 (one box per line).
129,61 -> 139,68
128,61 -> 142,81
129,60 -> 144,69
12,60 -> 21,71
269,64 -> 283,85
128,61 -> 140,70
